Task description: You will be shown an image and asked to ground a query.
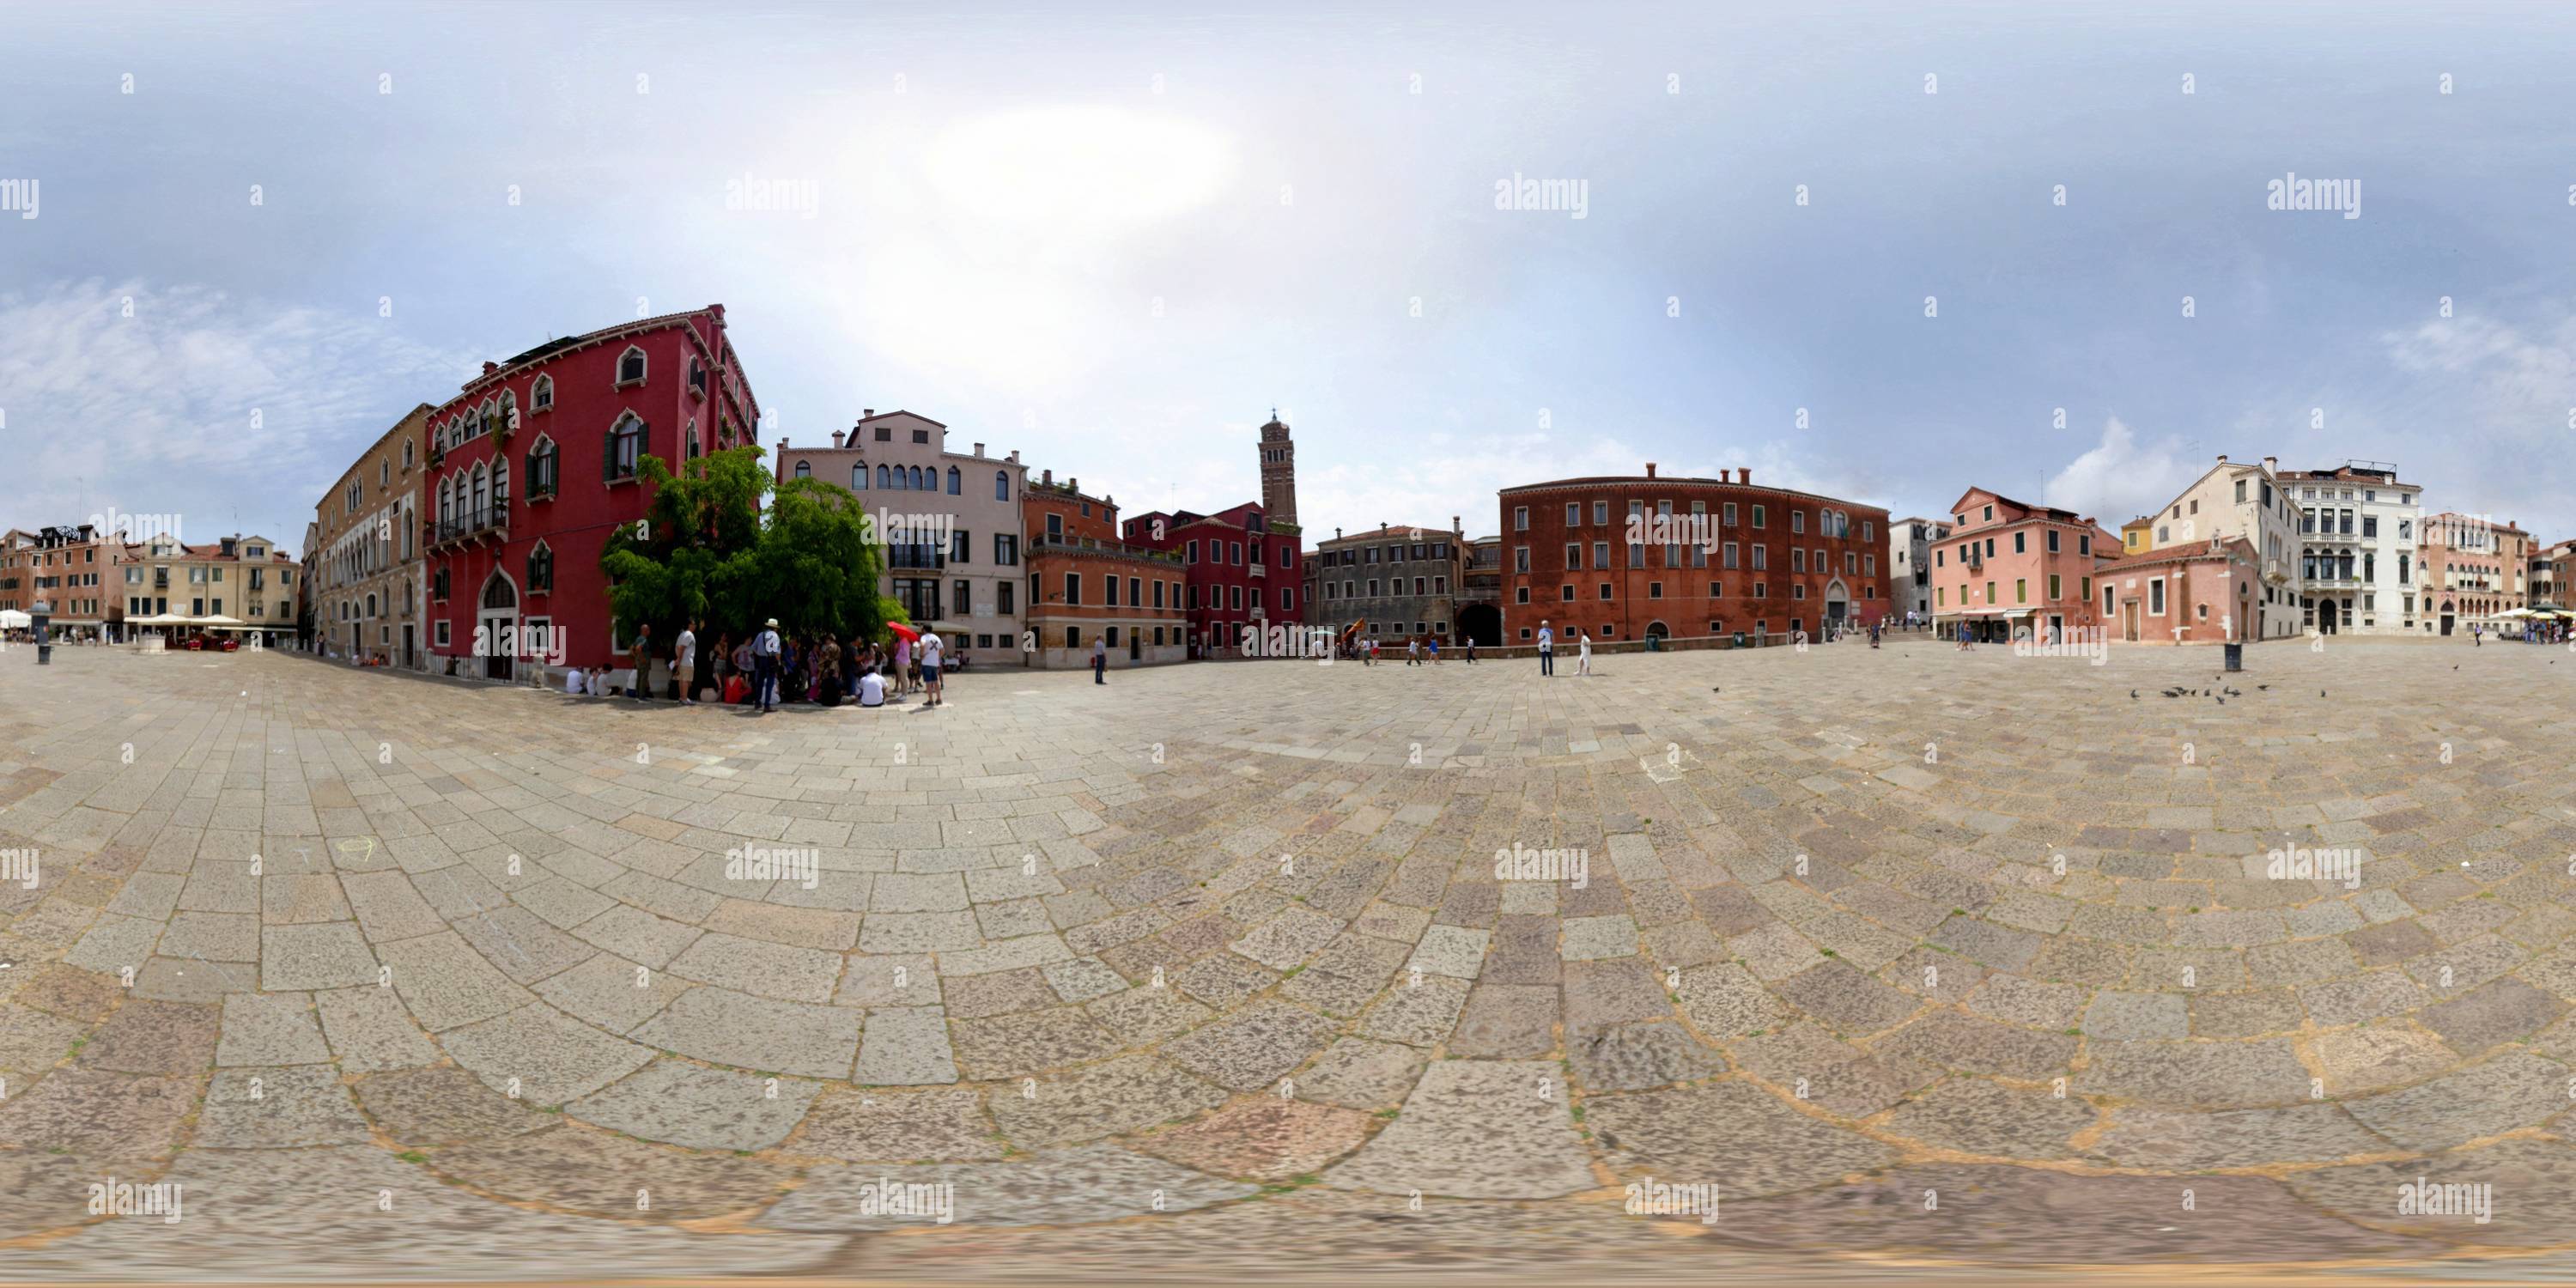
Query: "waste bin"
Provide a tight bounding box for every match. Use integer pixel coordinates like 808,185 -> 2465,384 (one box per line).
1731,631 -> 1747,649
2223,642 -> 2244,672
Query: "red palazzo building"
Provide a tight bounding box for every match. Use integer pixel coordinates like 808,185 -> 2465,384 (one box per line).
1120,501 -> 1302,657
1499,465 -> 1892,646
422,306 -> 761,681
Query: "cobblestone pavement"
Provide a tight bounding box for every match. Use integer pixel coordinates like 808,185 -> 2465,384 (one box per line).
4,636 -> 2576,1283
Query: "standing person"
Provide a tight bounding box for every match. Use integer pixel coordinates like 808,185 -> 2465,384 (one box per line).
894,633 -> 914,696
1868,617 -> 1881,650
1538,620 -> 1555,676
675,621 -> 698,704
1429,635 -> 1441,665
752,618 -> 782,712
629,624 -> 653,702
920,627 -> 945,707
816,634 -> 842,708
1577,629 -> 1593,677
1463,635 -> 1476,664
1091,633 -> 1107,683
1407,635 -> 1420,666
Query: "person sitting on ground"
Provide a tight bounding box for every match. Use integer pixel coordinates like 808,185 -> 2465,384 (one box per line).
859,663 -> 886,708
565,666 -> 586,696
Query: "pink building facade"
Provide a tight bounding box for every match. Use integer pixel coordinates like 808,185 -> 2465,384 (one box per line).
1932,488 -> 2121,641
2095,537 -> 2260,644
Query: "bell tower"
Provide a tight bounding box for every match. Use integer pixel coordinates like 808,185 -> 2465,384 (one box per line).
1257,409 -> 1298,527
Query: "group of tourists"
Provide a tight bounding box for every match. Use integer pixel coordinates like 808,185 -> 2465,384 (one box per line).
580,618 -> 952,712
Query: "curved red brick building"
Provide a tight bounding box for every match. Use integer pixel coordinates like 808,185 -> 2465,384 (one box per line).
1498,465 -> 1890,645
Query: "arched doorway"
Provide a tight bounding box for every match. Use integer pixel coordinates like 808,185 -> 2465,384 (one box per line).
478,572 -> 519,681
2439,598 -> 2456,636
1824,579 -> 1850,629
1459,604 -> 1503,647
2318,598 -> 2339,635
1644,620 -> 1669,642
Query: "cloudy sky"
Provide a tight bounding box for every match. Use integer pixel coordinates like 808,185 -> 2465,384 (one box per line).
7,0 -> 2573,553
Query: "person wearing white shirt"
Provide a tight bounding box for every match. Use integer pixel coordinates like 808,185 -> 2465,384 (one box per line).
674,623 -> 698,704
919,630 -> 946,707
564,667 -> 586,696
1537,620 -> 1555,677
1577,630 -> 1593,677
859,666 -> 886,707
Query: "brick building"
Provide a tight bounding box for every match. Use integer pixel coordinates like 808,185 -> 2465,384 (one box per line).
1498,465 -> 1890,646
1121,501 -> 1302,658
423,305 -> 759,683
2416,513 -> 2532,635
2534,538 -> 2575,612
1021,471 -> 1185,668
1309,519 -> 1471,649
1933,488 -> 2122,643
2096,536 -> 2261,644
12,524 -> 114,637
313,403 -> 430,666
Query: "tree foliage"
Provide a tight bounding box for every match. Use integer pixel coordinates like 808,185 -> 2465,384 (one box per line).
600,446 -> 902,651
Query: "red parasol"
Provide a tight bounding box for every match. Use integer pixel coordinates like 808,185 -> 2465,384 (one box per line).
886,622 -> 921,641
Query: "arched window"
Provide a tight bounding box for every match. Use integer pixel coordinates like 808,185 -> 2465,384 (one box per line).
471,463 -> 489,515
479,398 -> 499,438
794,460 -> 811,478
365,593 -> 376,618
526,436 -> 558,497
501,390 -> 519,434
616,345 -> 647,386
994,471 -> 1009,501
947,466 -> 961,495
437,477 -> 452,524
876,465 -> 890,489
527,541 -> 554,592
606,413 -> 645,480
853,464 -> 868,490
492,459 -> 509,513
912,466 -> 927,490
531,374 -> 554,411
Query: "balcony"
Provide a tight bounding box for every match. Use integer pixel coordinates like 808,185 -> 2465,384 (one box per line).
428,504 -> 507,549
885,544 -> 947,571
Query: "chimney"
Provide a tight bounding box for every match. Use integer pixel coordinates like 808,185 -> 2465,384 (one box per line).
1452,514 -> 1461,535
2216,453 -> 2228,464
482,361 -> 498,375
1381,521 -> 1389,533
1645,462 -> 1657,478
1042,469 -> 1053,487
974,442 -> 985,458
2263,456 -> 2277,475
1068,477 -> 1078,494
779,435 -> 788,449
830,430 -> 846,449
863,409 -> 874,418
1335,527 -> 1343,540
1741,468 -> 1753,485
1008,450 -> 1020,463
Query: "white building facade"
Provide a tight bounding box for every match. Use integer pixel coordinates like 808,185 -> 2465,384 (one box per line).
2277,462 -> 2421,635
2149,455 -> 2301,640
1887,516 -> 1953,623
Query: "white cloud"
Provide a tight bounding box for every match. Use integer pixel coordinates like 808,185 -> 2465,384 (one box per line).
2038,416 -> 2202,526
0,279 -> 475,552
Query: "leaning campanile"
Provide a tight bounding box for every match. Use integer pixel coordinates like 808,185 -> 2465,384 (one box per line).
1257,409 -> 1299,527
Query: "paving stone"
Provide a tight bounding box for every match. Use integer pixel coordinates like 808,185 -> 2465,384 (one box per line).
1327,1060 -> 1594,1198
2083,990 -> 2190,1042
630,987 -> 861,1080
1880,1078 -> 2098,1158
951,1005 -> 1121,1079
1674,961 -> 1788,1039
1871,1010 -> 2078,1080
258,922 -> 380,992
1130,1097 -> 1371,1181
312,985 -> 437,1071
1586,1078 -> 1898,1197
214,992 -> 330,1065
1773,959 -> 1920,1036
568,1058 -> 819,1150
433,1125 -> 793,1218
1447,982 -> 1559,1058
1406,925 -> 1490,980
80,999 -> 219,1075
195,1066 -> 371,1147
2342,1049 -> 2571,1151
2090,1103 -> 2387,1169
445,1002 -> 655,1104
0,1067 -> 199,1158
987,1053 -> 1228,1148
793,1084 -> 1005,1162
1569,1020 -> 1725,1092
2287,1136 -> 2576,1247
2416,975 -> 2566,1055
856,1005 -> 959,1085
1295,1036 -> 1431,1109
352,1065 -> 555,1145
762,1142 -> 1255,1228
2312,1025 -> 2460,1095
1164,999 -> 1337,1091
2075,1039 -> 2315,1108
374,929 -> 533,1031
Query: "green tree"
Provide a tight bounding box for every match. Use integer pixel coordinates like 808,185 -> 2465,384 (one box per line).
600,446 -> 898,651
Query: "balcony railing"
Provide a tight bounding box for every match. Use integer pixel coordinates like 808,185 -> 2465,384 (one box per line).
429,504 -> 507,547
885,544 -> 947,571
